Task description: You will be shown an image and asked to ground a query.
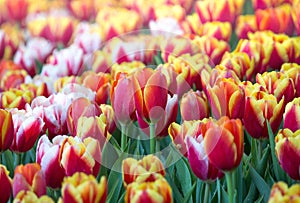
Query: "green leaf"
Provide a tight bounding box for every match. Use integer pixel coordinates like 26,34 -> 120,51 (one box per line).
165,173 -> 183,202
183,181 -> 196,203
267,121 -> 284,181
243,183 -> 257,203
257,145 -> 270,175
106,154 -> 126,203
175,158 -> 193,202
117,191 -> 126,203
249,165 -> 270,203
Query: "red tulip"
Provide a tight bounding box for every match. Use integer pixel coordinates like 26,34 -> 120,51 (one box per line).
0,164 -> 12,203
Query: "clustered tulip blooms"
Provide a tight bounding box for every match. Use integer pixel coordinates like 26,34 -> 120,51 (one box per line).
0,0 -> 299,202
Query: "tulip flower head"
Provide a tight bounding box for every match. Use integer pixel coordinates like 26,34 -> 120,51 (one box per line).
0,164 -> 12,203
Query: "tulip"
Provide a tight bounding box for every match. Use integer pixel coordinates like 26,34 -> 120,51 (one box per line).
268,181 -> 300,203
204,116 -> 244,171
280,63 -> 300,97
195,0 -> 236,24
0,60 -> 23,82
201,21 -> 232,42
96,7 -> 142,41
36,135 -> 67,188
283,98 -> 300,133
46,45 -> 85,76
136,94 -> 178,137
0,69 -> 28,91
133,68 -> 168,123
252,0 -> 290,10
149,17 -> 184,38
192,36 -> 230,65
255,4 -> 294,36
162,53 -> 212,96
13,163 -> 46,197
27,16 -> 77,46
76,115 -> 111,149
14,37 -> 53,77
81,71 -> 111,105
111,74 -> 136,125
67,97 -> 101,136
122,155 -> 165,187
31,94 -> 71,139
0,23 -> 24,60
69,0 -> 96,21
111,62 -> 145,79
0,164 -> 12,203
9,108 -> 44,153
125,174 -> 172,203
248,31 -> 290,70
160,36 -> 199,63
186,121 -> 224,181
0,109 -> 14,152
292,2 -> 300,35
243,91 -> 285,139
18,83 -> 49,98
0,89 -> 33,110
153,5 -> 186,21
256,71 -> 295,104
206,78 -> 245,119
59,173 -> 107,203
180,90 -> 209,121
14,191 -> 54,203
275,129 -> 300,180
59,136 -> 101,177
168,120 -> 204,156
235,15 -> 257,39
220,51 -> 255,81
6,0 -> 28,23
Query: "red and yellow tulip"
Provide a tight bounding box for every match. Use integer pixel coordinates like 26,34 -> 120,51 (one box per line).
0,109 -> 14,152
12,163 -> 46,197
59,173 -> 107,203
268,181 -> 300,203
0,164 -> 12,203
275,129 -> 300,180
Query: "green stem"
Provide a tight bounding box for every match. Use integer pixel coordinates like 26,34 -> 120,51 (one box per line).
121,124 -> 127,151
257,139 -> 262,159
203,182 -> 210,203
226,172 -> 234,203
0,152 -> 2,164
149,123 -> 156,154
14,153 -> 21,168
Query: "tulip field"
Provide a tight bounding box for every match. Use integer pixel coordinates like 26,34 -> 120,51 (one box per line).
1,0 -> 300,202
